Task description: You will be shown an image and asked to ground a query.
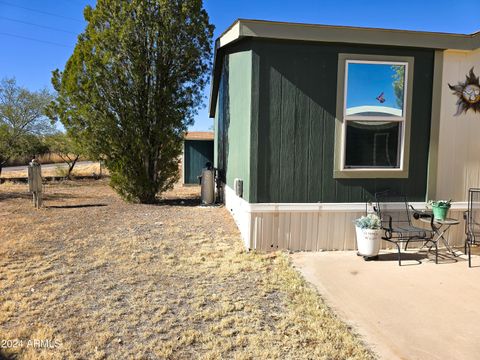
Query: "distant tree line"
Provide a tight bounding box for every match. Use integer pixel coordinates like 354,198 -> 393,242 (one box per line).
0,77 -> 83,178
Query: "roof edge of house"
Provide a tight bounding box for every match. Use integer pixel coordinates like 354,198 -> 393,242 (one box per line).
184,131 -> 214,141
209,19 -> 480,118
233,19 -> 480,50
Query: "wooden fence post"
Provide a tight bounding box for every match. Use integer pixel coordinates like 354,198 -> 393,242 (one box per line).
28,158 -> 43,209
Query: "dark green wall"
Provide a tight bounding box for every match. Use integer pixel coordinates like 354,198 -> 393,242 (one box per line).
250,39 -> 434,203
184,140 -> 214,184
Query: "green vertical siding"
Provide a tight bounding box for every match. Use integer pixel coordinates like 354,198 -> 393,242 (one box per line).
215,48 -> 252,201
184,140 -> 214,184
252,40 -> 434,203
214,39 -> 434,204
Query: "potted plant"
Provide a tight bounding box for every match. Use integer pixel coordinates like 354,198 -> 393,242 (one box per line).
428,199 -> 452,221
354,213 -> 383,259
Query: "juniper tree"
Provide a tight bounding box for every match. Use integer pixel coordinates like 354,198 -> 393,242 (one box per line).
49,0 -> 214,203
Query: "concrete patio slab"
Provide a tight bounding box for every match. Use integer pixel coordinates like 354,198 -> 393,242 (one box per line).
292,250 -> 480,360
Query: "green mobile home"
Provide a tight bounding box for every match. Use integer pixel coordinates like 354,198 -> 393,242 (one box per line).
210,19 -> 480,251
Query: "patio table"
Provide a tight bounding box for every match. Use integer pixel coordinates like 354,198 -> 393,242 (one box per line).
419,217 -> 460,256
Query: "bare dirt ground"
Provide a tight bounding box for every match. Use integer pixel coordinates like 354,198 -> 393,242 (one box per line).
0,180 -> 372,359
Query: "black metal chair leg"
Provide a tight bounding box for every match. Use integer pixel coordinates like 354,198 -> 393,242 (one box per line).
468,242 -> 471,268
395,242 -> 402,266
434,241 -> 438,264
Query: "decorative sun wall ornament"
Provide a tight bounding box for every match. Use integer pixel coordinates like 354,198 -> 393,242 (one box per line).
448,67 -> 480,116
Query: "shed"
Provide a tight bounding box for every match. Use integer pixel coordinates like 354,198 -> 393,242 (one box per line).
209,19 -> 480,251
182,131 -> 214,185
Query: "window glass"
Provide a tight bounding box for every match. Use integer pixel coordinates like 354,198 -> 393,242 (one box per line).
345,63 -> 405,118
345,121 -> 401,168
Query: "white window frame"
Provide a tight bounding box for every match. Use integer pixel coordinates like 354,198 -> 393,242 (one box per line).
334,54 -> 414,179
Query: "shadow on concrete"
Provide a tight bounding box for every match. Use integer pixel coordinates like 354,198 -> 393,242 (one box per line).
374,250 -> 465,266
375,252 -> 426,266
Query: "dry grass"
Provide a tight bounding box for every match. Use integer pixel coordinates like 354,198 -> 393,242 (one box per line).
1,162 -> 107,179
0,181 -> 373,359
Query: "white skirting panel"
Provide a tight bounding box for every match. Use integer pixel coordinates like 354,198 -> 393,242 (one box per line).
250,210 -> 365,251
224,185 -> 468,251
224,185 -> 253,249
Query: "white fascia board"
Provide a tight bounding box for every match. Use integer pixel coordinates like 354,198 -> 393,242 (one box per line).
218,22 -> 241,48
217,20 -> 479,51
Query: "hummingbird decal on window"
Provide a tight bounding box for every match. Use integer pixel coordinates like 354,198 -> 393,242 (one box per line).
376,92 -> 386,103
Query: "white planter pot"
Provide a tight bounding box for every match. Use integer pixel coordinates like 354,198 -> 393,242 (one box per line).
355,227 -> 383,257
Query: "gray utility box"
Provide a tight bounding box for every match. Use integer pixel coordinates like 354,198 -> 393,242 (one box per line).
234,178 -> 243,198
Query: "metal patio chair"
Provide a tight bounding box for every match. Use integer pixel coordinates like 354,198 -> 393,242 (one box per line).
374,191 -> 436,265
464,188 -> 480,268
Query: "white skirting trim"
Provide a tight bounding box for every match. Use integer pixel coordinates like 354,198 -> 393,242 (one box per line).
224,184 -> 252,249
247,202 -> 468,212
223,184 -> 468,251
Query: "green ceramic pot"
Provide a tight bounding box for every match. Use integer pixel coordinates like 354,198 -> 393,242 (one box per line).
432,204 -> 450,221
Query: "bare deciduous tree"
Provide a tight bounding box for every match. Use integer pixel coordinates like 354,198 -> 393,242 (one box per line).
0,78 -> 54,174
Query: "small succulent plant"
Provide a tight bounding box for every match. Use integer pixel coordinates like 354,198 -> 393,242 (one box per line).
428,199 -> 452,208
354,213 -> 382,229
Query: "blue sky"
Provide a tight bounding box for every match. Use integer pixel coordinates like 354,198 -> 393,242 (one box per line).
1,0 -> 479,131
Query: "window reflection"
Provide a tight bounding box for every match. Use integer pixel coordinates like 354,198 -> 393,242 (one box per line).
346,63 -> 405,118
345,121 -> 401,168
